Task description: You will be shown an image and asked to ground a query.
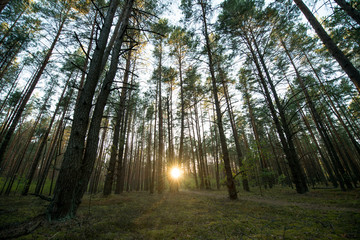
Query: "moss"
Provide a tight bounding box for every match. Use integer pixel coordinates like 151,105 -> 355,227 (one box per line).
1,188 -> 359,239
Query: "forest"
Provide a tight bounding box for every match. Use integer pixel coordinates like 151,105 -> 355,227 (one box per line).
0,0 -> 359,239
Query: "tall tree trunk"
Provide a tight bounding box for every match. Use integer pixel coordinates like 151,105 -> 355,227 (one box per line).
281,39 -> 352,190
150,81 -> 158,194
115,103 -> 132,194
246,34 -> 308,193
0,12 -> 68,165
76,11 -> 97,102
221,78 -> 250,191
178,56 -> 185,166
240,77 -> 267,186
22,74 -> 71,195
187,117 -> 199,189
191,113 -> 204,189
89,121 -> 108,194
293,0 -> 360,93
0,0 -> 9,13
47,0 -> 120,220
209,107 -> 220,190
144,118 -> 153,191
283,72 -> 338,188
103,42 -> 133,196
200,0 -> 237,199
74,0 -> 134,207
157,41 -> 164,194
333,0 -> 360,25
303,51 -> 360,158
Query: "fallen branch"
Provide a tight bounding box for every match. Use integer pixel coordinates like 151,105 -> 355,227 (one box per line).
0,214 -> 46,239
29,193 -> 52,202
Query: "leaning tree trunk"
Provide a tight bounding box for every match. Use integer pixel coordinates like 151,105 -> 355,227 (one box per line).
73,0 -> 134,212
21,74 -> 71,196
293,0 -> 360,93
0,13 -> 68,166
246,34 -> 308,194
103,42 -> 133,196
333,0 -> 360,25
178,56 -> 185,166
47,0 -> 120,220
0,0 -> 9,13
281,39 -> 352,190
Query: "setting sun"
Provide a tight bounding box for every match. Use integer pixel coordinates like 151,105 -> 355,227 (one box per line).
170,167 -> 182,180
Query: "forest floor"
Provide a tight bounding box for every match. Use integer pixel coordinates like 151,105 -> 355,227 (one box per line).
0,186 -> 359,239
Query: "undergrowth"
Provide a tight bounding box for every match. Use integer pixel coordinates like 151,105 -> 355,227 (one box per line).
0,187 -> 359,239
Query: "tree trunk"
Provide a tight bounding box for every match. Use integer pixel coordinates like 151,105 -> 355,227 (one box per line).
200,0 -> 237,199
281,39 -> 352,190
179,56 -> 185,166
22,74 -> 71,196
144,118 -> 153,191
0,0 -> 9,13
74,0 -> 134,207
47,0 -> 120,220
221,77 -> 250,191
115,103 -> 132,194
333,0 -> 360,25
246,34 -> 308,193
103,42 -> 133,196
157,40 -> 164,194
187,117 -> 199,189
293,0 -> 360,93
0,13 -> 68,165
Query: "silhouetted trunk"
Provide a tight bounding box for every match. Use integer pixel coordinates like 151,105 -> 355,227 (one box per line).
75,0 -> 134,206
293,0 -> 360,93
281,39 -> 352,190
200,0 -> 237,199
179,57 -> 185,165
115,103 -> 132,194
187,117 -> 199,189
0,0 -> 9,13
209,106 -> 220,190
103,42 -> 133,196
157,41 -> 164,194
190,114 -> 204,188
0,12 -> 68,165
246,33 -> 308,193
333,0 -> 360,25
221,77 -> 249,191
144,118 -> 153,191
22,74 -> 71,196
47,0 -> 120,220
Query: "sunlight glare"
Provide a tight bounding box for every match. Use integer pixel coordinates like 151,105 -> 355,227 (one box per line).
170,167 -> 182,180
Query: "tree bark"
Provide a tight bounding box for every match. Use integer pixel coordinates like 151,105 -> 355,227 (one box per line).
103,42 -> 133,196
47,0 -> 120,220
293,0 -> 360,93
157,40 -> 164,194
21,74 -> 71,196
0,0 -> 9,13
0,12 -> 68,166
200,0 -> 237,199
281,39 -> 352,190
333,0 -> 360,25
74,0 -> 134,209
246,34 -> 308,193
221,78 -> 250,191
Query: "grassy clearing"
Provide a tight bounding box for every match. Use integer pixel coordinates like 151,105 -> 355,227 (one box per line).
0,187 -> 359,239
